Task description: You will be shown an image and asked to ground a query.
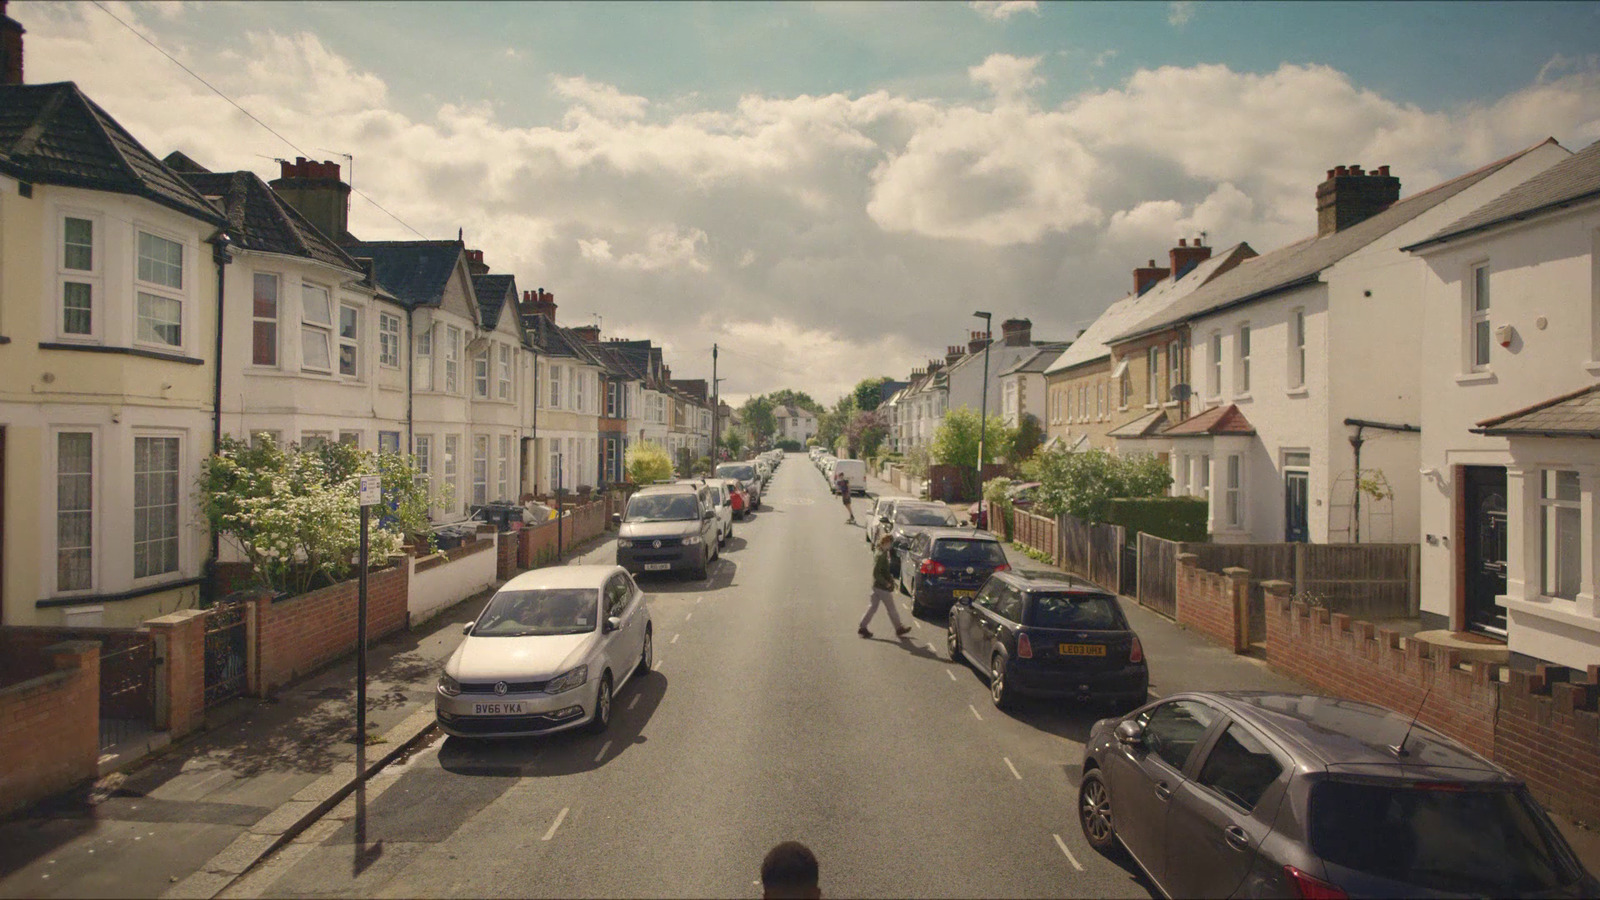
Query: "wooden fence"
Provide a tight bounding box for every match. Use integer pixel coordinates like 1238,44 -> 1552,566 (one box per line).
1052,513 -> 1124,595
1012,510 -> 1057,561
1138,534 -> 1179,618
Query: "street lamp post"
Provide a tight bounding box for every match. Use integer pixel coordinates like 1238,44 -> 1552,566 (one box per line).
973,311 -> 992,531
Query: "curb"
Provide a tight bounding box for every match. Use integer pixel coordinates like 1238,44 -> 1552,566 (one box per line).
161,706 -> 438,900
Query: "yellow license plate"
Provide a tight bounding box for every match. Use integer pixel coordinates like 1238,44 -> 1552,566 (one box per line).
1060,643 -> 1106,656
953,590 -> 975,598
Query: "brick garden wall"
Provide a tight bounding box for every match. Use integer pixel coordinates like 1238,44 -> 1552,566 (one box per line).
1175,556 -> 1248,654
1495,666 -> 1600,822
251,563 -> 409,695
518,499 -> 609,568
0,641 -> 100,817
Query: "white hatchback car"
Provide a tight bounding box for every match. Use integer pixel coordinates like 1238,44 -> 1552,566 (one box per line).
435,565 -> 652,738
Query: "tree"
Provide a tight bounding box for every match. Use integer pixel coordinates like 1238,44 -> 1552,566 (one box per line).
1013,413 -> 1046,462
851,376 -> 893,412
765,388 -> 824,416
625,440 -> 673,484
1022,447 -> 1173,522
816,394 -> 856,453
930,407 -> 1017,498
722,429 -> 745,459
742,396 -> 777,446
846,408 -> 888,459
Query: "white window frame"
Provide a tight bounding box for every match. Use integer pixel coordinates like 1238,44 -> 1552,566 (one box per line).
473,345 -> 490,399
1199,453 -> 1211,501
550,364 -> 564,409
1208,330 -> 1222,398
134,227 -> 188,352
1146,345 -> 1160,407
1167,338 -> 1182,403
414,324 -> 433,390
575,369 -> 587,413
497,434 -> 511,500
1174,453 -> 1190,496
1469,262 -> 1491,372
414,435 -> 432,492
338,430 -> 361,447
1226,454 -> 1242,527
300,281 -> 334,374
300,431 -> 332,449
378,431 -> 402,454
1289,308 -> 1306,390
443,434 -> 460,511
337,302 -> 361,379
497,344 -> 513,400
378,312 -> 401,369
444,325 -> 461,394
57,211 -> 102,343
1539,469 -> 1582,601
54,429 -> 97,594
132,433 -> 182,581
472,434 -> 490,507
1236,324 -> 1251,395
252,271 -> 280,367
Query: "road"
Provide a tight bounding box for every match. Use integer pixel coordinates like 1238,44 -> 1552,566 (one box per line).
221,454 -> 1292,899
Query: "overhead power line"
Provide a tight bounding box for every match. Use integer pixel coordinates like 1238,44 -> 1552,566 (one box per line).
90,0 -> 426,239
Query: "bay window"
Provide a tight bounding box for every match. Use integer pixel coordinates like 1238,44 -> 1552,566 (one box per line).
1540,469 -> 1581,600
56,432 -> 94,592
301,282 -> 333,372
338,304 -> 359,377
136,231 -> 185,349
253,273 -> 279,366
133,436 -> 180,578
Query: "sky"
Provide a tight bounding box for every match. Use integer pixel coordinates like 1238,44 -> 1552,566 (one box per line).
16,0 -> 1600,405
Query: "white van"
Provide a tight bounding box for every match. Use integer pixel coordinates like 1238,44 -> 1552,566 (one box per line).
830,458 -> 866,495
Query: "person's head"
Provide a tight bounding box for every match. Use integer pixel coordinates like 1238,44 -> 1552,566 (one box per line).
761,841 -> 820,899
876,532 -> 893,551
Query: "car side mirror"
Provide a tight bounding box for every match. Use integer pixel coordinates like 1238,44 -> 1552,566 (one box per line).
703,510 -> 714,520
605,616 -> 622,633
1115,719 -> 1145,746
611,513 -> 622,525
461,622 -> 474,635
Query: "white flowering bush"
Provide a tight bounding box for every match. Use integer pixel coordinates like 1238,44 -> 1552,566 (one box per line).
200,436 -> 435,596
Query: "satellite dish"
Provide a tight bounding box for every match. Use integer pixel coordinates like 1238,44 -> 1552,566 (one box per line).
1170,383 -> 1192,402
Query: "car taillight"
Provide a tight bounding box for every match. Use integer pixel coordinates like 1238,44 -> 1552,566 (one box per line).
919,559 -> 945,575
1016,632 -> 1033,659
1283,866 -> 1347,900
993,563 -> 1010,572
1129,636 -> 1144,663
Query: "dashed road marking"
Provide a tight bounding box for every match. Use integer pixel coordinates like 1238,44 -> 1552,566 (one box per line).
685,612 -> 693,621
654,659 -> 664,671
969,704 -> 983,721
671,634 -> 680,644
947,670 -> 958,682
542,807 -> 570,841
1053,833 -> 1085,871
1004,757 -> 1022,780
627,694 -> 640,710
595,741 -> 612,763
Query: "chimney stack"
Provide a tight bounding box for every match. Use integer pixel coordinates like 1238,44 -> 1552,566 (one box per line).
519,288 -> 558,321
967,330 -> 991,355
270,157 -> 352,244
927,359 -> 943,373
464,248 -> 488,275
1000,318 -> 1032,347
1133,258 -> 1170,296
570,325 -> 600,344
1316,163 -> 1400,236
1168,236 -> 1213,281
1,1 -> 24,86
946,345 -> 965,366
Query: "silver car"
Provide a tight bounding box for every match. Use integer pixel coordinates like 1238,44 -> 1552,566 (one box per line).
435,565 -> 652,738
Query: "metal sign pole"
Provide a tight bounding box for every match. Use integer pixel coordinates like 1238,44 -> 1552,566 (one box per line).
355,474 -> 382,756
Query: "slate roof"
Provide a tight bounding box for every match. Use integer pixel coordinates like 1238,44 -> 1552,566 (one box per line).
0,82 -> 227,227
176,165 -> 359,272
1473,385 -> 1600,439
1407,139 -> 1600,251
470,273 -> 516,331
1110,139 -> 1562,344
343,240 -> 464,310
1161,404 -> 1257,437
1000,347 -> 1066,378
1107,408 -> 1173,439
1045,243 -> 1255,375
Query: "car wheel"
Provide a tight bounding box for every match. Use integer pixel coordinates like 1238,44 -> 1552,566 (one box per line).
636,627 -> 653,677
1078,769 -> 1117,853
693,549 -> 709,580
586,671 -> 613,735
946,620 -> 962,662
990,654 -> 1016,710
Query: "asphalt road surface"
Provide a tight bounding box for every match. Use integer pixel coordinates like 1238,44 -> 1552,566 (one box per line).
223,455 -> 1190,899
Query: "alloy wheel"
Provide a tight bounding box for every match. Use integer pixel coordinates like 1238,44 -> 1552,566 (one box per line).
1079,773 -> 1115,850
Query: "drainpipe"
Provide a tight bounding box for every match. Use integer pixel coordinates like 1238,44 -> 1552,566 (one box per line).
405,308 -> 414,455
207,231 -> 232,595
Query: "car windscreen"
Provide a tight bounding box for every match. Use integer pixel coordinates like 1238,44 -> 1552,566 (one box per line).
707,485 -> 724,505
717,465 -> 755,481
626,493 -> 700,521
1027,592 -> 1124,630
932,539 -> 1007,565
472,588 -> 598,637
897,508 -> 958,526
1308,779 -> 1578,894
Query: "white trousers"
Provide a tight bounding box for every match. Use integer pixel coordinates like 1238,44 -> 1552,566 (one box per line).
859,587 -> 905,632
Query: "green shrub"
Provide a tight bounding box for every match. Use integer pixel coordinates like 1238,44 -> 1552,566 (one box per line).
1105,496 -> 1209,544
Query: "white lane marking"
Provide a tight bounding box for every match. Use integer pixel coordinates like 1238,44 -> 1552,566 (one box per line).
671,634 -> 680,644
595,741 -> 612,763
969,704 -> 983,721
947,670 -> 958,682
695,597 -> 702,604
685,612 -> 693,621
1053,833 -> 1086,871
627,694 -> 640,710
1004,757 -> 1022,781
542,807 -> 569,841
653,659 -> 664,671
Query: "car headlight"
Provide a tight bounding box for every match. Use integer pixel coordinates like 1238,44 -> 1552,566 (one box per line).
616,539 -> 633,548
544,665 -> 588,694
682,535 -> 702,545
438,673 -> 461,697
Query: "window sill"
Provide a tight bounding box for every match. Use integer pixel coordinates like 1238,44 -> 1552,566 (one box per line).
36,575 -> 205,609
1285,387 -> 1309,398
1144,403 -> 1159,410
1502,596 -> 1600,634
1584,361 -> 1600,377
1455,371 -> 1497,386
1233,393 -> 1253,403
39,342 -> 203,366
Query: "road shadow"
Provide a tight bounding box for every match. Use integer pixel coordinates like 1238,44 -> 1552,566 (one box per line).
436,670 -> 666,778
720,535 -> 750,554
636,558 -> 736,594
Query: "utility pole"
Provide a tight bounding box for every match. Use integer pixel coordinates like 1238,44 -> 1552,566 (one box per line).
711,343 -> 719,461
973,311 -> 992,526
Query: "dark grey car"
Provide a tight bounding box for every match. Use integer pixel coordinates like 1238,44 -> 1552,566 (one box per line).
1078,691 -> 1598,899
613,484 -> 718,579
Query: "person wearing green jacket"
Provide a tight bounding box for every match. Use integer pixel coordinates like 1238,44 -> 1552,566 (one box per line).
859,532 -> 911,638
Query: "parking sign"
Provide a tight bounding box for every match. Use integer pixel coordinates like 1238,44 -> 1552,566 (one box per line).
358,474 -> 382,507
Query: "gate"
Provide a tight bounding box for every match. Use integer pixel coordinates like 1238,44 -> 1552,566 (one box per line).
1138,533 -> 1179,619
204,601 -> 249,707
99,637 -> 156,751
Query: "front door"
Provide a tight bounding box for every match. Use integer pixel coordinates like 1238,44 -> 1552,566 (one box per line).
1284,470 -> 1309,543
1461,466 -> 1508,636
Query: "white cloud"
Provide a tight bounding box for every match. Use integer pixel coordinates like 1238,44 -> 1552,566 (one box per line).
969,1 -> 1040,22
1168,1 -> 1197,27
18,2 -> 1600,402
1092,49 -> 1119,68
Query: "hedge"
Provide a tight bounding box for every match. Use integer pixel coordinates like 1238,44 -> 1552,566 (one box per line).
1105,497 -> 1209,545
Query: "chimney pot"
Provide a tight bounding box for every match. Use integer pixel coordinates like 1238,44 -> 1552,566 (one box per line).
1378,164 -> 1390,176
1327,168 -> 1336,180
1178,238 -> 1186,247
1316,162 -> 1401,236
1334,165 -> 1348,177
1351,164 -> 1364,176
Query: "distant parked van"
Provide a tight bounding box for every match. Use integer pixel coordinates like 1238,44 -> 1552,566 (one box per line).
831,458 -> 867,495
